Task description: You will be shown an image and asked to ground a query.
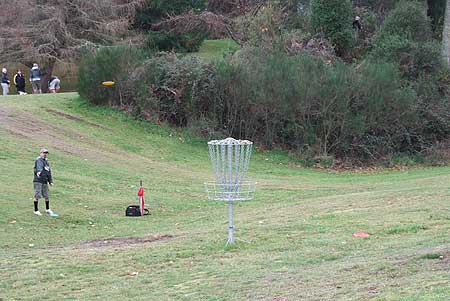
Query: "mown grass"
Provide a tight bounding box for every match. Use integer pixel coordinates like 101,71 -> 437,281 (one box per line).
1,93 -> 450,300
187,39 -> 240,61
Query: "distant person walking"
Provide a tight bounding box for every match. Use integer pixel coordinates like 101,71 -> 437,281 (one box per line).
14,70 -> 26,95
1,68 -> 11,96
33,148 -> 54,216
29,63 -> 42,94
48,76 -> 61,93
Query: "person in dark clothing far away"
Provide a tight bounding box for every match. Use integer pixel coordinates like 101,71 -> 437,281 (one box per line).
1,67 -> 11,96
353,16 -> 362,31
29,63 -> 42,94
14,70 -> 26,95
48,76 -> 61,93
33,148 -> 54,216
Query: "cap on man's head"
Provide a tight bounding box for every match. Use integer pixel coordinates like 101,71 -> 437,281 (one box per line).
40,148 -> 49,154
33,63 -> 38,67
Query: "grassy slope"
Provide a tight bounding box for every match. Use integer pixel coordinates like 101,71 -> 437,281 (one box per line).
187,39 -> 239,61
1,93 -> 450,300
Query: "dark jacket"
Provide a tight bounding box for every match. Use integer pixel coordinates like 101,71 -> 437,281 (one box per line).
1,72 -> 10,84
352,20 -> 362,31
34,157 -> 53,184
14,73 -> 25,90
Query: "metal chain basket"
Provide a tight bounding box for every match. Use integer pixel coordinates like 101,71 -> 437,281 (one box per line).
204,137 -> 257,244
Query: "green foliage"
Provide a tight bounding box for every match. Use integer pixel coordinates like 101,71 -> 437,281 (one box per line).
207,52 -> 423,160
310,0 -> 353,53
371,1 -> 443,79
235,3 -> 285,52
376,0 -> 432,42
76,0 -> 450,163
125,53 -> 210,126
79,45 -> 450,162
384,224 -> 428,235
188,39 -> 240,61
419,253 -> 443,260
283,0 -> 311,31
135,0 -> 207,52
145,30 -> 207,52
371,36 -> 442,79
427,0 -> 446,38
413,71 -> 450,144
77,46 -> 147,105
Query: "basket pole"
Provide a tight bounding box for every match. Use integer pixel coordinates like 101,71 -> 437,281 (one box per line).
227,200 -> 234,245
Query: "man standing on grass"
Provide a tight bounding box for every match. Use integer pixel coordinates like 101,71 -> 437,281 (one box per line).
33,148 -> 54,216
29,63 -> 42,94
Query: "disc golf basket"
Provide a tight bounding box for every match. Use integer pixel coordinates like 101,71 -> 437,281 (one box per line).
204,137 -> 256,245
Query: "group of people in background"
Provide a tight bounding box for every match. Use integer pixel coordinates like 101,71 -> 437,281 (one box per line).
1,63 -> 61,96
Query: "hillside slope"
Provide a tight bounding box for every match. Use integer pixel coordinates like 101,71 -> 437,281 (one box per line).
1,93 -> 449,300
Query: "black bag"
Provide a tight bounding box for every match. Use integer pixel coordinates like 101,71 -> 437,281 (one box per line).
125,205 -> 149,217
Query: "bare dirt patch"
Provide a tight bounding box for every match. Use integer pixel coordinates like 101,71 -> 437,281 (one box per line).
80,234 -> 174,248
46,109 -> 110,130
0,106 -> 202,175
0,107 -> 105,158
429,251 -> 450,269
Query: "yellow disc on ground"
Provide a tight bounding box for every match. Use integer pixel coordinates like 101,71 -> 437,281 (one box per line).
102,81 -> 115,87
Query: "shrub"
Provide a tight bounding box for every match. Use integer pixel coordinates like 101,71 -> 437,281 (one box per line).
234,3 -> 285,52
376,1 -> 432,43
79,46 -> 450,164
145,30 -> 207,52
77,46 -> 147,106
370,1 -> 442,78
125,53 -> 211,125
135,0 -> 207,52
206,51 -> 420,160
310,0 -> 352,54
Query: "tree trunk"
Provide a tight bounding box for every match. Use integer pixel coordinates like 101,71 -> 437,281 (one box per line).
40,60 -> 55,93
442,0 -> 450,65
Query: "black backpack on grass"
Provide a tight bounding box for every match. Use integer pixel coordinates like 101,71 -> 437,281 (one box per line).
125,205 -> 149,217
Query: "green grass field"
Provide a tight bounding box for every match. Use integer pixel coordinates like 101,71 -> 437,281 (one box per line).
187,39 -> 240,61
1,93 -> 450,300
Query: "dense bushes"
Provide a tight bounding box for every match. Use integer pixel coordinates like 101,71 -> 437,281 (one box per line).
370,1 -> 443,79
78,47 -> 450,163
206,53 -> 422,160
135,0 -> 206,27
310,0 -> 353,55
77,47 -> 147,106
125,53 -> 210,125
145,30 -> 207,52
136,0 -> 207,52
77,0 -> 450,165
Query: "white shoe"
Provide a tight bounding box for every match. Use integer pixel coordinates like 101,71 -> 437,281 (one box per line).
34,211 -> 42,216
46,209 -> 54,215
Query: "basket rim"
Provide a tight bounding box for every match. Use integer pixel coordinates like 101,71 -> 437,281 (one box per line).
204,181 -> 256,201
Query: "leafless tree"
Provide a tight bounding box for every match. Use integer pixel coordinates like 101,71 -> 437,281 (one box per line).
151,10 -> 236,41
0,0 -> 145,91
150,1 -> 272,45
207,0 -> 268,16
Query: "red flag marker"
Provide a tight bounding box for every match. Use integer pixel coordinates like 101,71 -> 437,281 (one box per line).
138,180 -> 145,216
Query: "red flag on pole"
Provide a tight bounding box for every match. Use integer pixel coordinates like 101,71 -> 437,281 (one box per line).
138,180 -> 144,216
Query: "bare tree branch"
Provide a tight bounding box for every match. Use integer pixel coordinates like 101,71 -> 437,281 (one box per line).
0,0 -> 146,65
